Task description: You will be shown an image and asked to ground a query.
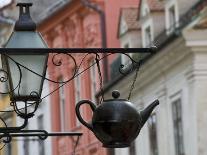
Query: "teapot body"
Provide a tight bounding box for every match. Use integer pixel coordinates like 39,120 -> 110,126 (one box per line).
75,90 -> 159,148
92,99 -> 142,147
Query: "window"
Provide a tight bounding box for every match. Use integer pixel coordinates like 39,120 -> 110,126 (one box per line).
129,141 -> 136,155
166,1 -> 179,34
121,44 -> 132,67
169,5 -> 176,30
74,73 -> 81,126
23,127 -> 29,155
124,44 -> 129,48
172,99 -> 184,155
148,114 -> 158,155
38,115 -> 45,155
144,26 -> 152,47
4,143 -> 12,155
59,78 -> 65,131
90,60 -> 97,102
110,55 -> 122,79
74,74 -> 81,103
4,117 -> 12,155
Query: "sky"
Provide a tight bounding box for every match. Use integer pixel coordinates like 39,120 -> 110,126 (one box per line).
0,0 -> 12,8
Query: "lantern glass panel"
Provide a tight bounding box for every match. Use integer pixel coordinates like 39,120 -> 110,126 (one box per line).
5,31 -> 48,101
7,54 -> 47,98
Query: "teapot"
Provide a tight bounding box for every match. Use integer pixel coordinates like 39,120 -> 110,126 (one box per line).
75,90 -> 159,148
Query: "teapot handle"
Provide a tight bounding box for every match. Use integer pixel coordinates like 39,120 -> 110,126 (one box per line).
75,100 -> 96,131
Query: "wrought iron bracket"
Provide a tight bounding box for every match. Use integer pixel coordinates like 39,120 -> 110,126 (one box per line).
0,47 -> 156,148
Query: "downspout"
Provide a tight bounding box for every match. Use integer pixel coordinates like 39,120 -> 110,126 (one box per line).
80,0 -> 109,83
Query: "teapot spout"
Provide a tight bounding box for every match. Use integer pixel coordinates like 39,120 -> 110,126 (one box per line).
140,100 -> 159,128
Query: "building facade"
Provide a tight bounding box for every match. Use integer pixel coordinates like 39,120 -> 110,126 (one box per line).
106,0 -> 207,155
0,1 -> 54,155
0,1 -> 17,155
16,80 -> 52,155
37,0 -> 139,155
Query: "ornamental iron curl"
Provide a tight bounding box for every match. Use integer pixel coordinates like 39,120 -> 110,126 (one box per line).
0,47 -> 155,147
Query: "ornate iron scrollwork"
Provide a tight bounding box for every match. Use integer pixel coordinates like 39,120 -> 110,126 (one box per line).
0,47 -> 156,149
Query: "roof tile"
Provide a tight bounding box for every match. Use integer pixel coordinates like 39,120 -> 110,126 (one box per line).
147,0 -> 164,11
121,7 -> 140,30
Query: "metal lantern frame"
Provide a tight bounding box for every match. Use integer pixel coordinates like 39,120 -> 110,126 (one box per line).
0,2 -> 157,150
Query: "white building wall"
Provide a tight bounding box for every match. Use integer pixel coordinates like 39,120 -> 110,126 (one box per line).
120,31 -> 142,48
107,35 -> 207,155
16,79 -> 52,155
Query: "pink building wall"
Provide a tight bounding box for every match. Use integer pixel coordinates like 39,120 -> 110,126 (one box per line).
38,0 -> 139,155
104,0 -> 139,68
105,0 -> 139,48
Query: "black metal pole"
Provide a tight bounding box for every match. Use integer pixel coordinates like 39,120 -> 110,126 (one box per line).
1,48 -> 153,54
5,132 -> 82,137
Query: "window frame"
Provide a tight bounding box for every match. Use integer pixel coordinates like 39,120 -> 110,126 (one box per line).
148,113 -> 159,155
74,71 -> 81,126
170,91 -> 185,155
171,98 -> 185,155
165,0 -> 179,34
142,18 -> 154,48
58,78 -> 66,131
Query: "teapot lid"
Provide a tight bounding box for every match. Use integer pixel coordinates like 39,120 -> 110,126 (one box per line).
104,90 -> 128,102
111,90 -> 121,99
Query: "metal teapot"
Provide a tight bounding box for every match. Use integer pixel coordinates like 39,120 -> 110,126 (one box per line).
75,90 -> 159,148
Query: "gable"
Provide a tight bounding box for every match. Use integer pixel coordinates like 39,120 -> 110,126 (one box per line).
118,8 -> 140,38
119,15 -> 128,37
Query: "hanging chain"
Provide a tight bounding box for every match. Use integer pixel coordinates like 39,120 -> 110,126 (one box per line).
128,61 -> 141,100
95,54 -> 105,104
72,135 -> 80,155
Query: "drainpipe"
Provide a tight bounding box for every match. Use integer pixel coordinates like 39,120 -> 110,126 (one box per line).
81,0 -> 109,83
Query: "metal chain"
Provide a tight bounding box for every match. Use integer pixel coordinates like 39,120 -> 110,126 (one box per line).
95,54 -> 105,104
128,62 -> 141,100
72,136 -> 80,155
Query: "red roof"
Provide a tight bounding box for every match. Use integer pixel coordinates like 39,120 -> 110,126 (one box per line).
121,7 -> 140,30
147,0 -> 164,11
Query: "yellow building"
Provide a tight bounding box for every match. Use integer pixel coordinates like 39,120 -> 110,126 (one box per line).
0,95 -> 18,155
0,1 -> 18,155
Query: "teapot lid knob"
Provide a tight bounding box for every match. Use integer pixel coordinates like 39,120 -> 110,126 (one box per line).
112,90 -> 120,99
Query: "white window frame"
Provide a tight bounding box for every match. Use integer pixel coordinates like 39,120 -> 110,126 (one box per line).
59,78 -> 66,131
165,0 -> 179,34
148,113 -> 159,155
170,91 -> 185,155
142,18 -> 154,47
90,60 -> 97,102
120,18 -> 128,36
74,73 -> 81,126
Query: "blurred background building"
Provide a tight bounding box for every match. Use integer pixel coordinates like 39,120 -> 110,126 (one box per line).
0,0 -> 207,155
109,1 -> 207,155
